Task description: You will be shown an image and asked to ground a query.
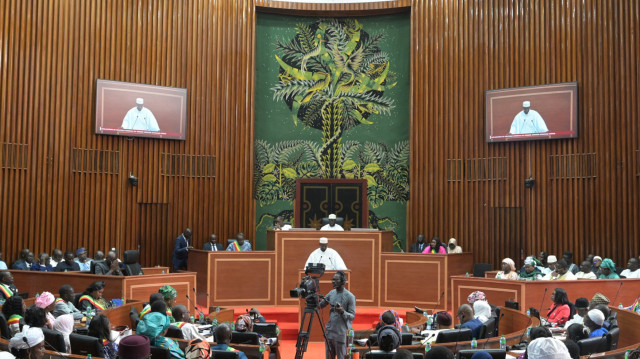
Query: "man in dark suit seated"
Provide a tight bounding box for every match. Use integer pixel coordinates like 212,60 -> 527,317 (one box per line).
54,251 -> 81,272
409,234 -> 427,253
203,234 -> 224,251
11,249 -> 34,270
93,250 -> 124,275
0,270 -> 19,300
457,304 -> 483,339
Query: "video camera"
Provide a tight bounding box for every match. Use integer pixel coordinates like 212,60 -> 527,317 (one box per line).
289,263 -> 325,307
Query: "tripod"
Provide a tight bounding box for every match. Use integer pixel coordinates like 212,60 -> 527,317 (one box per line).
295,296 -> 331,359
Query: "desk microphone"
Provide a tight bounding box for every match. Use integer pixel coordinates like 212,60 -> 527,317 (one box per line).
431,291 -> 446,314
186,293 -> 205,324
509,316 -> 533,350
43,339 -> 67,359
611,282 -> 624,306
538,288 -> 548,314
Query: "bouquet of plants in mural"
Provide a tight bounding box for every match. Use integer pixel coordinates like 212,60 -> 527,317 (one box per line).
255,18 -> 408,206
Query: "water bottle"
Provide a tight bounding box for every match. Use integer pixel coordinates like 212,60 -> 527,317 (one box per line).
213,317 -> 218,326
500,335 -> 506,349
427,314 -> 433,329
619,303 -> 624,309
347,328 -> 354,346
470,338 -> 477,349
190,315 -> 195,324
36,293 -> 40,298
259,341 -> 266,353
625,349 -> 631,358
465,272 -> 470,277
87,354 -> 92,359
275,325 -> 280,335
526,327 -> 531,339
433,313 -> 438,330
424,342 -> 431,353
526,309 -> 531,316
349,344 -> 356,358
231,322 -> 235,330
199,311 -> 205,324
215,306 -> 220,313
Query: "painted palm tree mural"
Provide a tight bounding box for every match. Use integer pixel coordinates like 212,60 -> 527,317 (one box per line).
254,15 -> 409,250
271,19 -> 397,178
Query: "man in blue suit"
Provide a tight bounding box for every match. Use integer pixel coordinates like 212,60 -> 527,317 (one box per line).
11,249 -> 33,270
172,228 -> 193,271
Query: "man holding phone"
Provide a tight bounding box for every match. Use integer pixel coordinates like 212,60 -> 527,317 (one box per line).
319,271 -> 356,359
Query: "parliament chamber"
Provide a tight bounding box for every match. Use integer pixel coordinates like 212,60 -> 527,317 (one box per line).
2,0 -> 640,358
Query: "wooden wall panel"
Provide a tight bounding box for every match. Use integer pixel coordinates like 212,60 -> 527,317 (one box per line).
409,0 -> 640,268
0,0 -> 255,267
1,0 -> 639,270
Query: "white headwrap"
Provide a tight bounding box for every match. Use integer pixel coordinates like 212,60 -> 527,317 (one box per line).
53,314 -> 75,352
473,300 -> 492,322
0,352 -> 16,359
547,255 -> 558,264
9,327 -> 45,351
587,309 -> 605,326
527,337 -> 570,358
524,257 -> 536,266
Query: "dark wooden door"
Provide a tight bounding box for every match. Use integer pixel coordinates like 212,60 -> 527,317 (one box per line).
295,179 -> 368,229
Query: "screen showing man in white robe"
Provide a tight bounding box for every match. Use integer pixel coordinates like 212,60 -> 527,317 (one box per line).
121,97 -> 161,131
509,101 -> 548,135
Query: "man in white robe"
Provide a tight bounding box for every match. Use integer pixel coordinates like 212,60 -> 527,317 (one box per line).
121,98 -> 160,131
305,237 -> 347,271
509,101 -> 548,134
321,214 -> 344,231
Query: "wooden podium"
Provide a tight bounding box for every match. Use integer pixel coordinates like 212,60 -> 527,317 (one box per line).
296,270 -> 351,343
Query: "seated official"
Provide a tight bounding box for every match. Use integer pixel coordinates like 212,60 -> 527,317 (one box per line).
473,300 -> 492,323
518,257 -> 543,280
594,304 -> 617,330
226,232 -> 252,251
0,270 -> 19,300
235,314 -> 254,333
435,311 -> 453,329
8,327 -> 46,359
320,213 -> 344,231
422,237 -> 447,254
93,250 -> 123,275
576,260 -> 597,279
562,251 -> 580,274
54,251 -> 80,272
136,301 -> 185,359
564,297 -> 589,328
467,291 -> 486,305
24,304 -> 48,329
74,247 -> 92,272
172,304 -> 207,341
620,257 -> 640,278
2,295 -> 26,336
589,292 -> 610,309
53,284 -> 84,320
49,248 -> 63,268
584,309 -> 608,337
457,304 -> 482,339
526,337 -> 571,358
495,258 -> 518,280
566,323 -> 589,342
541,255 -> 558,275
543,259 -> 577,280
53,314 -> 74,353
211,323 -> 248,359
546,288 -> 571,326
248,307 -> 266,323
78,281 -> 108,312
424,346 -> 454,359
304,237 -> 347,271
377,314 -> 401,352
203,234 -> 224,251
598,258 -> 620,279
375,310 -> 401,333
592,256 -> 603,276
12,249 -> 34,270
272,215 -> 292,231
409,234 -> 427,253
118,335 -> 151,359
159,285 -> 178,322
88,314 -> 118,359
34,292 -> 56,329
30,253 -> 53,272
140,292 -> 166,319
447,238 -> 462,253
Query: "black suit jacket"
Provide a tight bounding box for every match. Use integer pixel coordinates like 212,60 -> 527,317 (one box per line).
409,242 -> 427,253
203,242 -> 224,251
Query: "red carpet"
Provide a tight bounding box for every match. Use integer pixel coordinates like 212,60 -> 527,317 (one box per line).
227,306 -> 416,358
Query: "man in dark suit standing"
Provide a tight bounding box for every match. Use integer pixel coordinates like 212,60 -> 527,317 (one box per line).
409,234 -> 427,253
172,228 -> 193,271
203,234 -> 224,251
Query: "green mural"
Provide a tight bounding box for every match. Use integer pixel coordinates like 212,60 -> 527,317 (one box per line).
255,13 -> 410,250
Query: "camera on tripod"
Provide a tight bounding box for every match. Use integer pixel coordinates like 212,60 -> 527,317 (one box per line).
289,263 -> 325,306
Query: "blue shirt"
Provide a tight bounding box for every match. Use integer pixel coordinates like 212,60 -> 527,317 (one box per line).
590,327 -> 608,338
0,260 -> 8,270
74,259 -> 92,272
30,263 -> 54,272
210,344 -> 248,359
461,318 -> 483,339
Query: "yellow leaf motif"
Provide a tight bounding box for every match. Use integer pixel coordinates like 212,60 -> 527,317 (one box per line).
262,174 -> 277,182
282,168 -> 298,179
364,175 -> 377,186
262,163 -> 276,173
364,163 -> 381,173
342,160 -> 357,170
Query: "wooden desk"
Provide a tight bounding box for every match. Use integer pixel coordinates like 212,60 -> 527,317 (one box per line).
268,229 -> 393,307
9,270 -> 196,307
142,266 -> 170,275
296,270 -> 351,343
451,276 -> 640,315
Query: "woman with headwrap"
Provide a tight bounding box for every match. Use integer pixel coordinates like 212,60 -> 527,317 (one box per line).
473,300 -> 492,323
34,292 -> 56,329
592,256 -> 603,276
159,285 -> 178,322
9,327 -> 46,359
495,258 -> 518,280
422,237 -> 447,254
467,291 -> 486,305
546,288 -> 571,326
598,258 -> 620,279
53,314 -> 74,353
137,301 -> 184,359
447,238 -> 463,254
517,257 -> 543,281
2,295 -> 26,336
79,281 -> 108,312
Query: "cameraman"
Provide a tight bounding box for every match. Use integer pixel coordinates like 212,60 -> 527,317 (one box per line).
319,271 -> 356,359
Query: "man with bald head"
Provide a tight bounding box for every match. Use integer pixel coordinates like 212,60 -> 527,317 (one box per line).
12,249 -> 33,270
457,304 -> 483,339
620,258 -> 640,279
203,234 -> 223,251
0,271 -> 18,300
171,304 -> 207,341
172,228 -> 193,271
226,233 -> 252,251
211,323 -> 248,359
409,234 -> 427,253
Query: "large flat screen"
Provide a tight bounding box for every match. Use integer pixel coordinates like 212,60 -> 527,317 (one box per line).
485,82 -> 578,143
95,79 -> 187,140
